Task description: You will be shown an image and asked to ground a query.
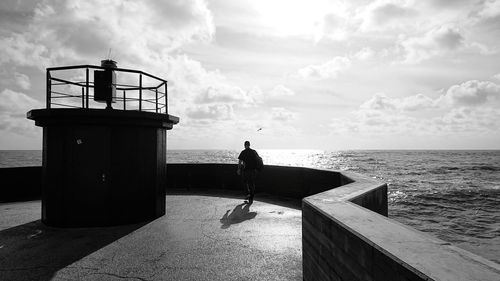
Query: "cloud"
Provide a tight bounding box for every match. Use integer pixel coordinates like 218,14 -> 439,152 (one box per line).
477,0 -> 500,19
427,0 -> 474,8
314,11 -> 350,42
14,72 -> 31,90
0,89 -> 41,113
399,94 -> 436,111
468,42 -> 497,55
333,79 -> 500,136
353,47 -> 375,60
164,55 -> 260,120
360,0 -> 418,31
163,55 -> 288,127
0,89 -> 42,136
271,107 -> 296,122
400,25 -> 465,63
361,80 -> 500,113
439,107 -> 500,131
162,56 -> 295,123
195,86 -> 253,104
331,105 -> 500,137
330,108 -> 422,135
297,56 -> 351,80
268,85 -> 294,97
247,86 -> 264,100
438,80 -> 500,107
1,0 -> 499,150
0,0 -> 215,69
0,33 -> 50,69
0,1 -> 37,34
360,93 -> 397,111
186,104 -> 234,120
360,92 -> 436,111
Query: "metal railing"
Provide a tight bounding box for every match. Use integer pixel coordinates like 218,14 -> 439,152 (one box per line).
46,64 -> 168,114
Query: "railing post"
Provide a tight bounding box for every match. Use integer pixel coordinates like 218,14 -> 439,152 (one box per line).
123,90 -> 126,110
155,88 -> 158,113
46,70 -> 51,109
164,81 -> 168,115
81,87 -> 85,108
85,68 -> 89,108
139,74 -> 142,111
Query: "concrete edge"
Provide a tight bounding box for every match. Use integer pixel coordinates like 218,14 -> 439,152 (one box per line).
303,170 -> 500,281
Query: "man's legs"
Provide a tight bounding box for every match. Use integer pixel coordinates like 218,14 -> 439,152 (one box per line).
243,171 -> 250,201
247,170 -> 256,204
247,181 -> 255,203
244,182 -> 251,200
243,170 -> 257,204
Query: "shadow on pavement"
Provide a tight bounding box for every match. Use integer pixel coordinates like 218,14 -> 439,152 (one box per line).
0,219 -> 146,281
220,203 -> 257,229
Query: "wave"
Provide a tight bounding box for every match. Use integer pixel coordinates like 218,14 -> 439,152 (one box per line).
470,165 -> 500,171
428,165 -> 500,174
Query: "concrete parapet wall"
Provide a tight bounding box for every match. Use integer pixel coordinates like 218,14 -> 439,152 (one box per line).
166,163 -> 342,198
0,164 -> 342,201
302,171 -> 500,281
0,166 -> 41,202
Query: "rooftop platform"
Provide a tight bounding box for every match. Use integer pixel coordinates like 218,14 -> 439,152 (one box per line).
0,190 -> 302,281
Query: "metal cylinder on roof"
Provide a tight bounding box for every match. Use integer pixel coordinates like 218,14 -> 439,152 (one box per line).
101,59 -> 117,68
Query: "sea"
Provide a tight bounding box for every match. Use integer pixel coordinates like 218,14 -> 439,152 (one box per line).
1,149 -> 499,263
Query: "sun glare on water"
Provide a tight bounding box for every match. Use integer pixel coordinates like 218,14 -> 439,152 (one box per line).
259,149 -> 325,167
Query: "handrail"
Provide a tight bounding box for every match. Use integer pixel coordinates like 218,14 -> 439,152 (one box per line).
46,64 -> 167,82
46,64 -> 169,114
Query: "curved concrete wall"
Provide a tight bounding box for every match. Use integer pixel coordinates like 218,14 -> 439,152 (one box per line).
166,163 -> 346,198
303,171 -> 500,281
0,166 -> 41,202
1,164 -> 343,201
1,165 -> 499,280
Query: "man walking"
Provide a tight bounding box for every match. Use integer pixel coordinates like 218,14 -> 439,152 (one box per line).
237,141 -> 259,204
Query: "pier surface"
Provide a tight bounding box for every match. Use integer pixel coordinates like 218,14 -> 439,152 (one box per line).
0,190 -> 302,281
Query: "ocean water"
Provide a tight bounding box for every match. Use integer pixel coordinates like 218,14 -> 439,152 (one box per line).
1,149 -> 499,263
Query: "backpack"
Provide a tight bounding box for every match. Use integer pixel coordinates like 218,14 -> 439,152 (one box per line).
255,151 -> 264,171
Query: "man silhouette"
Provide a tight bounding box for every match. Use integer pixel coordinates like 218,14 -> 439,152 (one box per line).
237,141 -> 258,204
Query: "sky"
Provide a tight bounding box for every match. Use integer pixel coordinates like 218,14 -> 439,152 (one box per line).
1,0 -> 500,150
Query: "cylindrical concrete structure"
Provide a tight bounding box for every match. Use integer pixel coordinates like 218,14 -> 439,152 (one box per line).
27,108 -> 179,227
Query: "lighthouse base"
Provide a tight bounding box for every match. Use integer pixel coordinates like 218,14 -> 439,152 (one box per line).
27,108 -> 179,227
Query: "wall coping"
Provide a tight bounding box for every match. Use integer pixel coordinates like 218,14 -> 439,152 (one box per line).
303,170 -> 500,281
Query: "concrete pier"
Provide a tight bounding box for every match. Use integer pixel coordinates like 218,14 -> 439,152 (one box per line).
0,190 -> 302,281
1,165 -> 499,280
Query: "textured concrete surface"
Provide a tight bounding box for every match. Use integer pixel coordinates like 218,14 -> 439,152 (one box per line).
0,190 -> 302,281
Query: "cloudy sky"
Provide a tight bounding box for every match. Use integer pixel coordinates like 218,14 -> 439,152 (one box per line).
1,0 -> 500,150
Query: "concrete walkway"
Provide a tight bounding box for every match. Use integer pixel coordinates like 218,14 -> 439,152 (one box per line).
0,190 -> 302,280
